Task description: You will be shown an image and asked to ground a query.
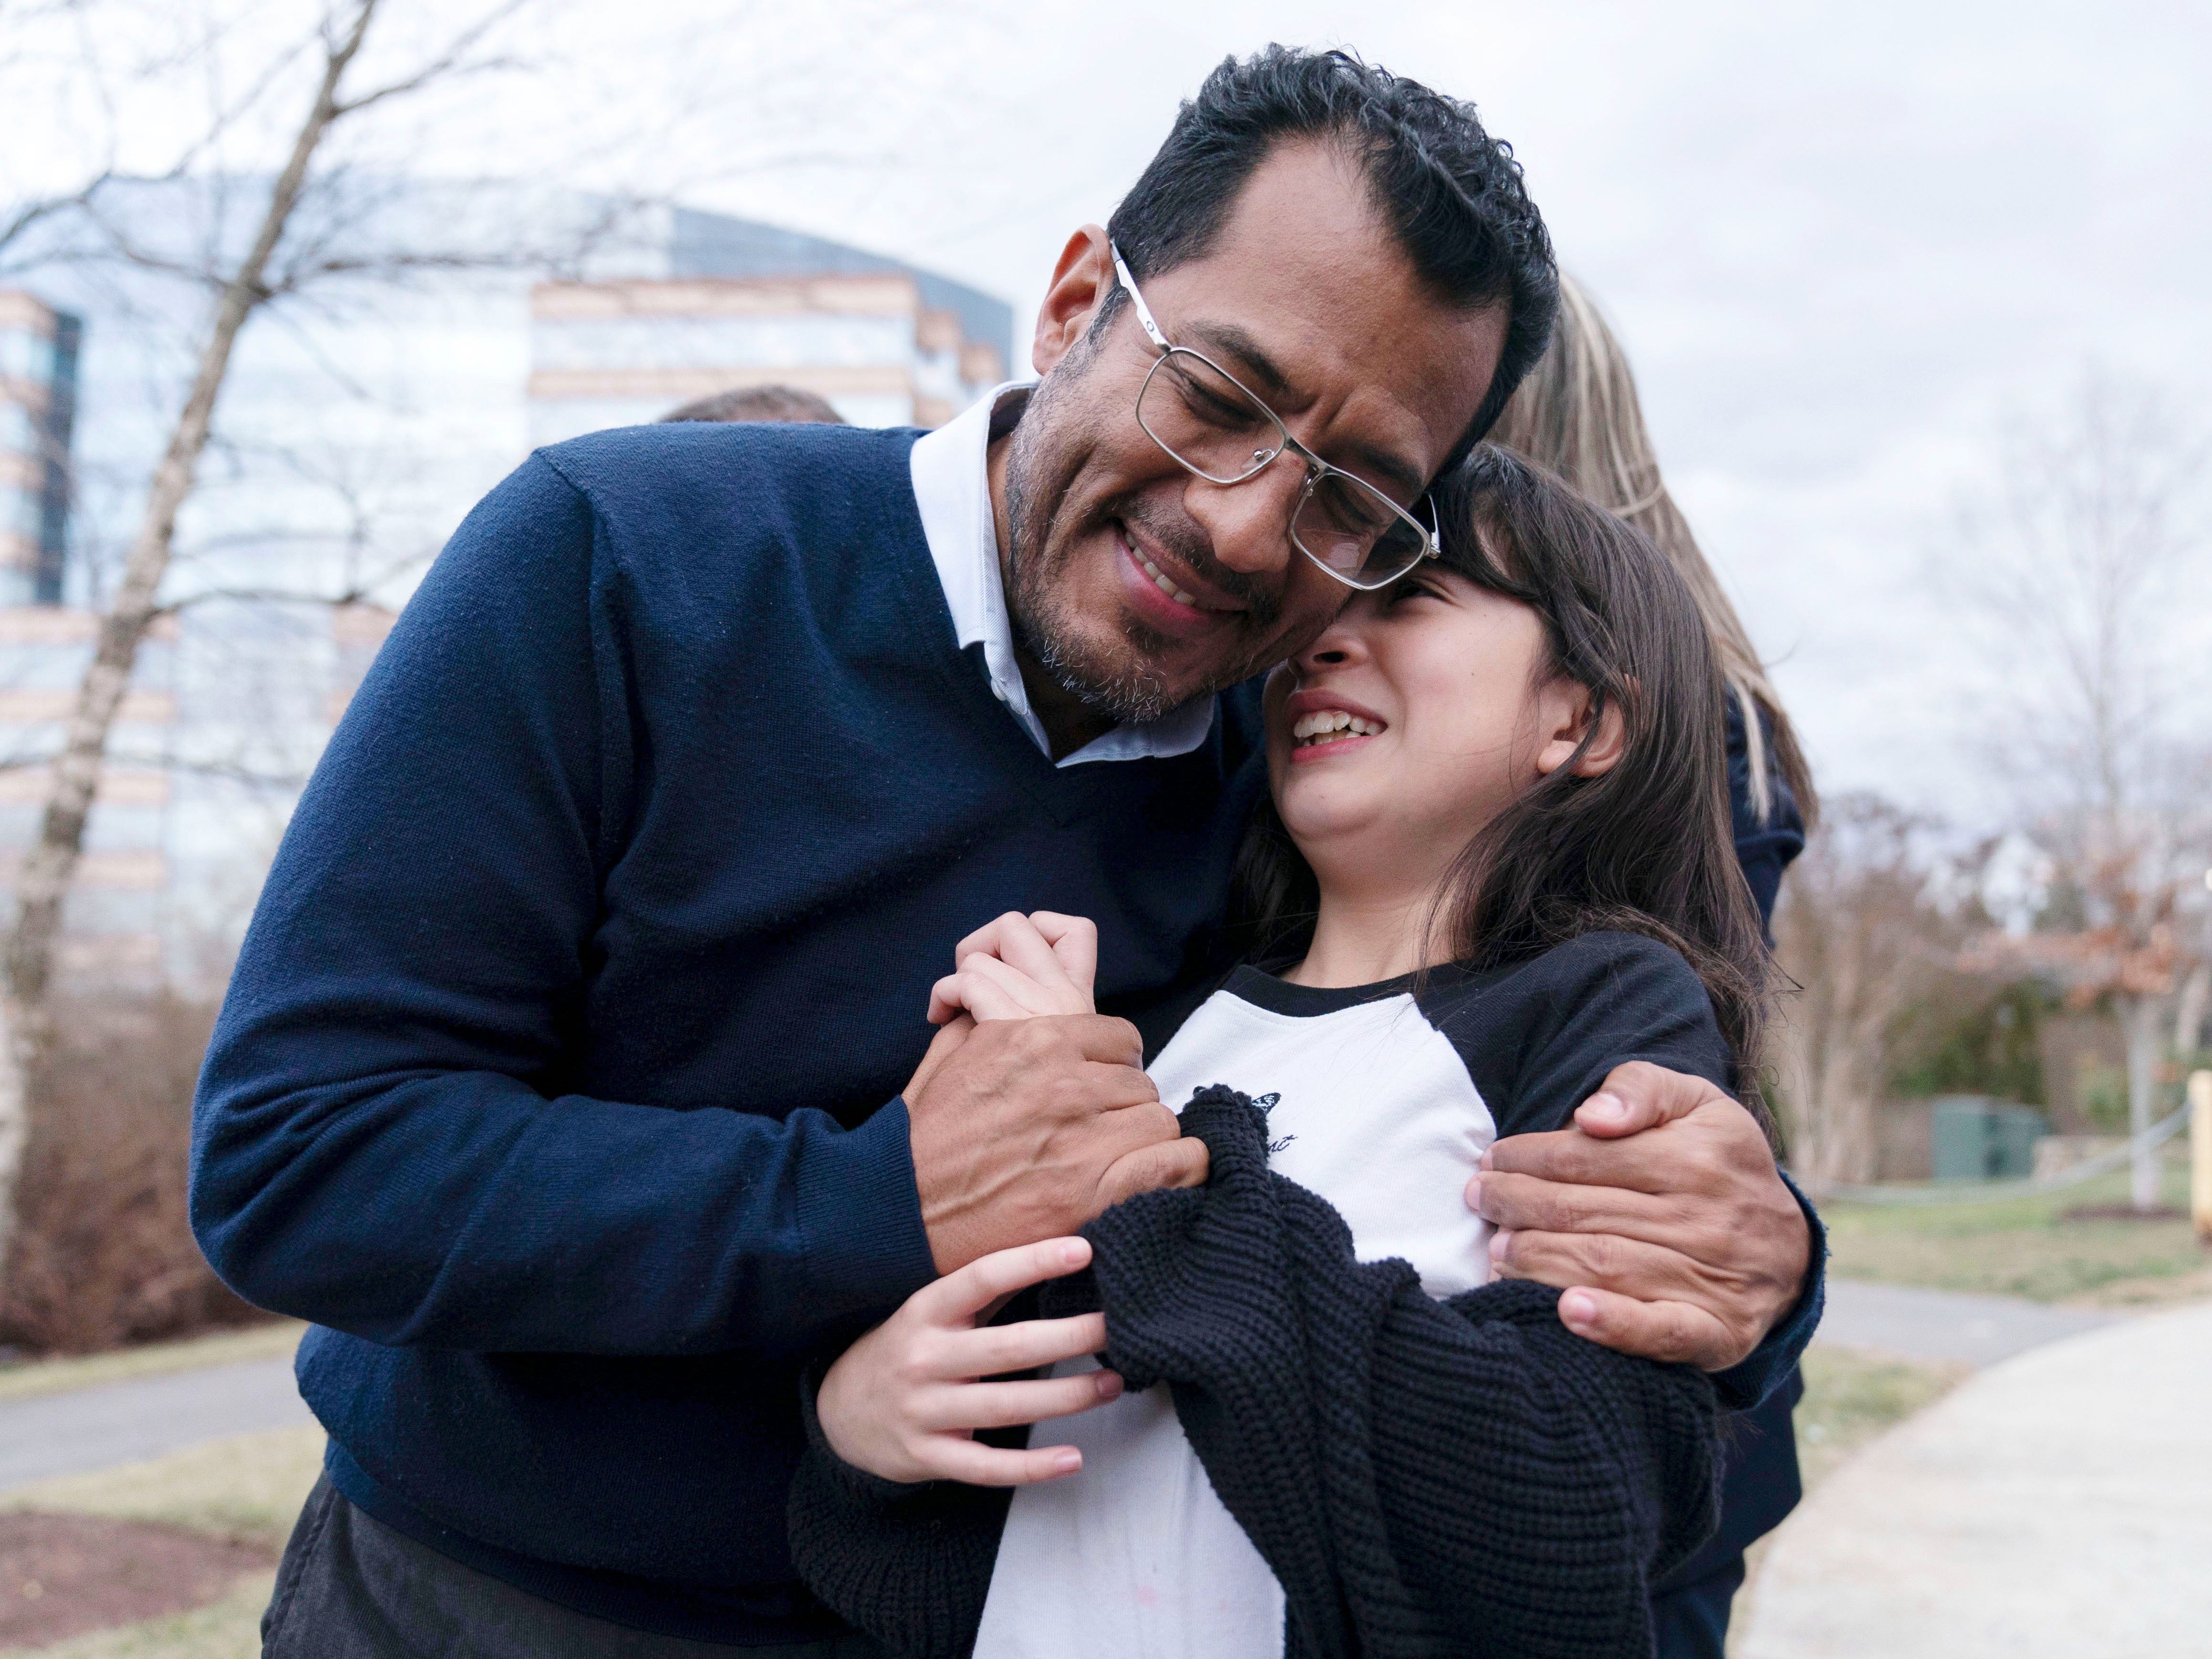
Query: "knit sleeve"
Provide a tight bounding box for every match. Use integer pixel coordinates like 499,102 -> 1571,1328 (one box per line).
1070,1088 -> 1720,1659
785,1355 -> 1012,1659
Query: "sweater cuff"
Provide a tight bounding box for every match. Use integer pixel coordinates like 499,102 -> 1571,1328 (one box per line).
792,1097 -> 939,1328
796,1352 -> 941,1509
1710,1170 -> 1827,1411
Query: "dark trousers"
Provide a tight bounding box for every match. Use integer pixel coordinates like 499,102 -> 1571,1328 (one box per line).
263,1475 -> 885,1658
1650,1554 -> 1748,1659
1648,1369 -> 1807,1659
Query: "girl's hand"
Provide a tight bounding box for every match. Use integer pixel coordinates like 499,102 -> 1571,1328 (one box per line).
926,911 -> 1099,1025
817,1236 -> 1122,1486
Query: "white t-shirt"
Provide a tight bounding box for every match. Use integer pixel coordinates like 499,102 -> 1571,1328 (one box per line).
972,965 -> 1503,1659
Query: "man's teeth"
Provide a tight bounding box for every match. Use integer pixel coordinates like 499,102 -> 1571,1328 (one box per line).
1291,710 -> 1385,746
1140,557 -> 1199,608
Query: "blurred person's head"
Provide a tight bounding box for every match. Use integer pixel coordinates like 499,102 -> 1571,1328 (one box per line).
1487,275 -> 1816,823
997,46 -> 1557,736
659,385 -> 846,425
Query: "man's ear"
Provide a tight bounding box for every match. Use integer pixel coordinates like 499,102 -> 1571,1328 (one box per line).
1031,225 -> 1112,377
1533,683 -> 1629,779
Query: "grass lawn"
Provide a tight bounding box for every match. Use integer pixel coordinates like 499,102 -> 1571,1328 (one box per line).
1820,1163 -> 2212,1306
1,1427 -> 323,1657
1791,1343 -> 1968,1490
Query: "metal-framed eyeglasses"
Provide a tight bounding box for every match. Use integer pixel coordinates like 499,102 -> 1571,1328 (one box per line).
1111,242 -> 1441,591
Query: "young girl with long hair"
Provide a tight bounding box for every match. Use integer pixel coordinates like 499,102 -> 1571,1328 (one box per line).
786,446 -> 1773,1659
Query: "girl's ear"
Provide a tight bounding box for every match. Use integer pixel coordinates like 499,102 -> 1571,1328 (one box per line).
1533,683 -> 1629,779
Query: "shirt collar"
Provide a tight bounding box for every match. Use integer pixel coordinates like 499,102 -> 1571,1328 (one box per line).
908,380 -> 1217,768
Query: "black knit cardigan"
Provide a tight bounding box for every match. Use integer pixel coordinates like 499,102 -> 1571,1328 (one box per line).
789,1087 -> 1721,1659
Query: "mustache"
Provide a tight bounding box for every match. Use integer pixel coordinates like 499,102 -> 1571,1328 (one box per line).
1111,494 -> 1283,630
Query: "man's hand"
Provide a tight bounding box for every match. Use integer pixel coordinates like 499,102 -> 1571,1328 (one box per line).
905,1013 -> 1206,1275
1467,1061 -> 1809,1372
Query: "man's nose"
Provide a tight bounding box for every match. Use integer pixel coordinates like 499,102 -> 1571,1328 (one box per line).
1180,459 -> 1305,580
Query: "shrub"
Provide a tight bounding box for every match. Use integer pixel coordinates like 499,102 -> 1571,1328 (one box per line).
0,995 -> 264,1355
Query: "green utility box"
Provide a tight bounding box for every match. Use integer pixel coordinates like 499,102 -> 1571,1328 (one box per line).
1931,1095 -> 2048,1181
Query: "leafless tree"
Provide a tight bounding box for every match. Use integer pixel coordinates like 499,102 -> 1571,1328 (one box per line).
1946,372 -> 2211,1209
1772,795 -> 1955,1193
0,0 -> 579,1290
0,0 -> 974,1302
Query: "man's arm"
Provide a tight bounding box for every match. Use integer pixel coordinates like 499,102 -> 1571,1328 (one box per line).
1469,1061 -> 1824,1404
190,455 -> 1186,1360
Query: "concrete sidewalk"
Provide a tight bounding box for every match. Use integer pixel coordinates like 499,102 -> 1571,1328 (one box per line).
1739,1297 -> 2212,1659
1815,1277 -> 2116,1369
0,1357 -> 312,1493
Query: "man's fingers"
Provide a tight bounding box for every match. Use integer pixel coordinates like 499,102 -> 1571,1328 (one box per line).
1094,1132 -> 1208,1211
1555,1286 -> 1741,1371
1481,1126 -> 1683,1196
1570,1060 -> 1731,1141
919,1237 -> 1092,1324
1467,1169 -> 1681,1242
917,1369 -> 1122,1432
918,1437 -> 1086,1488
1489,1222 -> 1714,1298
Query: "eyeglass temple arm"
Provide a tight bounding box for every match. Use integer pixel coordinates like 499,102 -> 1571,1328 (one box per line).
1109,243 -> 1174,351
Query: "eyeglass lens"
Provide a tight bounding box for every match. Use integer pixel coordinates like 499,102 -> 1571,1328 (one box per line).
1135,347 -> 1430,587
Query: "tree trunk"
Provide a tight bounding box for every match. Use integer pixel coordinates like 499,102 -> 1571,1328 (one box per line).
2123,993 -> 2163,1213
0,2 -> 379,1292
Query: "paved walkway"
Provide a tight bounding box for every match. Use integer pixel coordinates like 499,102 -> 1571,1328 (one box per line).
0,1357 -> 311,1493
1739,1297 -> 2212,1659
1816,1276 -> 2116,1368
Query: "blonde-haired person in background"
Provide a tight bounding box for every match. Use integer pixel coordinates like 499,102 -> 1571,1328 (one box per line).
1489,273 -> 1816,1659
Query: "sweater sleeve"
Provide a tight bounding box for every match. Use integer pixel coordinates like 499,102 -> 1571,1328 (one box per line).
189,454 -> 936,1359
1072,1089 -> 1720,1659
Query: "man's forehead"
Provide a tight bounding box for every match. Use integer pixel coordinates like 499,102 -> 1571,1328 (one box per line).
1146,148 -> 1502,485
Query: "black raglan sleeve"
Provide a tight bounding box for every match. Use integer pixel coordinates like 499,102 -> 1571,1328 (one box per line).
1425,931 -> 1734,1140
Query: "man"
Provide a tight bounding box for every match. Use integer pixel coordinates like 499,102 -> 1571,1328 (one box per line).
196,48 -> 1820,1657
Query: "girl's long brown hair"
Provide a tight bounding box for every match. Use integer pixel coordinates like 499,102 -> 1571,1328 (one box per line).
1487,274 -> 1817,828
1238,446 -> 1773,1109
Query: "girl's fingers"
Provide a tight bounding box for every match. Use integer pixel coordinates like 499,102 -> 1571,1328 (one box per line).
931,963 -> 1038,1023
925,973 -> 967,1025
911,1236 -> 1092,1326
914,1369 -> 1122,1433
965,912 -> 1067,986
911,1437 -> 1086,1488
955,953 -> 1079,1017
945,1309 -> 1108,1377
1027,912 -> 1099,996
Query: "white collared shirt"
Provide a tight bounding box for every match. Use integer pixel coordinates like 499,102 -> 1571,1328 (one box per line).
908,382 -> 1217,768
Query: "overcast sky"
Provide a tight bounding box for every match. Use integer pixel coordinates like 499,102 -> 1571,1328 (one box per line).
659,0 -> 2212,827
11,0 -> 2209,828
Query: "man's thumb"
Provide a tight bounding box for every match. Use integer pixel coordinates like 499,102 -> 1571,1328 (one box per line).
1572,1060 -> 1716,1139
1096,1137 -> 1209,1210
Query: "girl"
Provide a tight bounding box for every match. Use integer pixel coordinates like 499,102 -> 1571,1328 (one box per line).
788,446 -> 1771,1659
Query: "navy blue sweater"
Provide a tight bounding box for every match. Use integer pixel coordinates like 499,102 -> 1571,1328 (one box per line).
191,421 -> 1820,1646
190,422 -> 1266,1643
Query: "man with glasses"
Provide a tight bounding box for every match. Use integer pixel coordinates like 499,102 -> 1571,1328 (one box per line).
198,46 -> 1820,1658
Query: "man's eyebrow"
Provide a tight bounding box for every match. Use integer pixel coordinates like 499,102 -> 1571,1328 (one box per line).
1185,319 -> 1426,500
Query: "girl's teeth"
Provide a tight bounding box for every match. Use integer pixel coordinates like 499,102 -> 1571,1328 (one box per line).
1290,710 -> 1385,746
1139,557 -> 1198,607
